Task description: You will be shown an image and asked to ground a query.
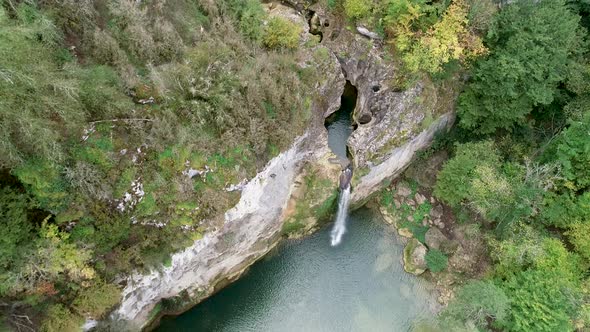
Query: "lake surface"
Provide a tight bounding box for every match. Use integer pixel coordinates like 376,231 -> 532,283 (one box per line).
157,208 -> 438,332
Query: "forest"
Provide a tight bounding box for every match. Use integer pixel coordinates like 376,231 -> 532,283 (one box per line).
0,0 -> 589,331
345,0 -> 590,330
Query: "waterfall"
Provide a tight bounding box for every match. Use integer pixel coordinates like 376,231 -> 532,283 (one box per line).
330,185 -> 351,246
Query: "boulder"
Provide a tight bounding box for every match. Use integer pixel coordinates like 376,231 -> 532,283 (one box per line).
379,206 -> 396,225
425,227 -> 458,254
398,227 -> 413,238
396,183 -> 412,198
415,193 -> 426,205
430,204 -> 443,219
403,238 -> 427,275
356,26 -> 381,40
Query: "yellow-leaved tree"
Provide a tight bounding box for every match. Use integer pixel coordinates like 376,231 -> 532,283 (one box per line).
403,0 -> 487,73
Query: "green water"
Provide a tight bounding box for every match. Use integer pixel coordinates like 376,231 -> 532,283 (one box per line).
156,208 -> 438,332
325,80 -> 356,161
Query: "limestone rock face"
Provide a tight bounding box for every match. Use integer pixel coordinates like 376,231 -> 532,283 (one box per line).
403,238 -> 428,275
301,5 -> 457,208
425,227 -> 448,250
425,227 -> 458,255
110,8 -> 346,328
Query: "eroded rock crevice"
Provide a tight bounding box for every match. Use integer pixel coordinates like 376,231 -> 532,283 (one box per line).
324,80 -> 357,170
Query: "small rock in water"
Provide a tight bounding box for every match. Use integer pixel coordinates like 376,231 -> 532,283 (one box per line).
403,238 -> 427,275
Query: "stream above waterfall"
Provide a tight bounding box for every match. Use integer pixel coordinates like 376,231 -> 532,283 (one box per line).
156,208 -> 438,331
325,80 -> 356,164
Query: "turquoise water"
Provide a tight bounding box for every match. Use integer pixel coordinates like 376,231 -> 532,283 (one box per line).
156,208 -> 438,332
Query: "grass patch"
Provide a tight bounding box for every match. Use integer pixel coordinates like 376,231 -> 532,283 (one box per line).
313,189 -> 339,220
425,248 -> 448,272
380,186 -> 430,243
147,303 -> 163,323
281,220 -> 306,236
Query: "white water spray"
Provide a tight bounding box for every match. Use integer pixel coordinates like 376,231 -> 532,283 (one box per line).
330,185 -> 351,246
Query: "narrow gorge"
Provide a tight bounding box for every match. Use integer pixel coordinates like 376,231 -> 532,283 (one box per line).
105,2 -> 456,330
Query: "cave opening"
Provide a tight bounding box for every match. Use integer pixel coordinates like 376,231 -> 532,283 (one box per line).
307,10 -> 323,43
324,81 -> 358,167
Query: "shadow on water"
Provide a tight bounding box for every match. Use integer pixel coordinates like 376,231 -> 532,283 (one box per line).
324,81 -> 357,164
156,208 -> 438,332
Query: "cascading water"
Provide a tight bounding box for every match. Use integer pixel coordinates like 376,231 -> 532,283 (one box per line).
331,167 -> 353,246
330,184 -> 351,246
325,81 -> 357,247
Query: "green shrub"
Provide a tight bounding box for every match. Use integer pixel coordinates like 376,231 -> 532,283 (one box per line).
0,6 -> 83,168
425,249 -> 448,272
551,114 -> 590,191
566,222 -> 590,261
40,304 -> 84,332
72,137 -> 114,172
72,281 -> 120,318
0,188 -> 33,271
440,280 -> 509,329
413,202 -> 431,223
281,220 -> 305,235
263,17 -> 302,50
327,0 -> 339,10
238,0 -> 266,42
434,141 -> 500,207
12,159 -> 69,212
458,0 -> 581,133
79,66 -> 132,119
497,269 -> 579,332
343,0 -> 372,20
136,193 -> 158,217
541,192 -> 590,228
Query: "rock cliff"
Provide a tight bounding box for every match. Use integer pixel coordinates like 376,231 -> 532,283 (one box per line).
107,3 -> 455,329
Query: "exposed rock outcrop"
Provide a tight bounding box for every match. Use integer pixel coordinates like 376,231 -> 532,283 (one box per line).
403,238 -> 428,275
113,132 -> 339,328
302,4 -> 456,207
425,227 -> 459,255
356,26 -> 382,40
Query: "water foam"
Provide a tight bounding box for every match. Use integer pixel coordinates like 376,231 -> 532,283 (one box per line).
330,186 -> 351,246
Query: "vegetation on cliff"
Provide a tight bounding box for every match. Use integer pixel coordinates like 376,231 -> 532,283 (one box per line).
379,0 -> 590,331
0,0 -> 321,329
328,0 -> 590,330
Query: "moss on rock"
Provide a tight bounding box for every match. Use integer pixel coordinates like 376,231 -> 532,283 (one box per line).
403,238 -> 428,275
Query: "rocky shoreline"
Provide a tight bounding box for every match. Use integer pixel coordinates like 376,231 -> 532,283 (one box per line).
376,153 -> 491,307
